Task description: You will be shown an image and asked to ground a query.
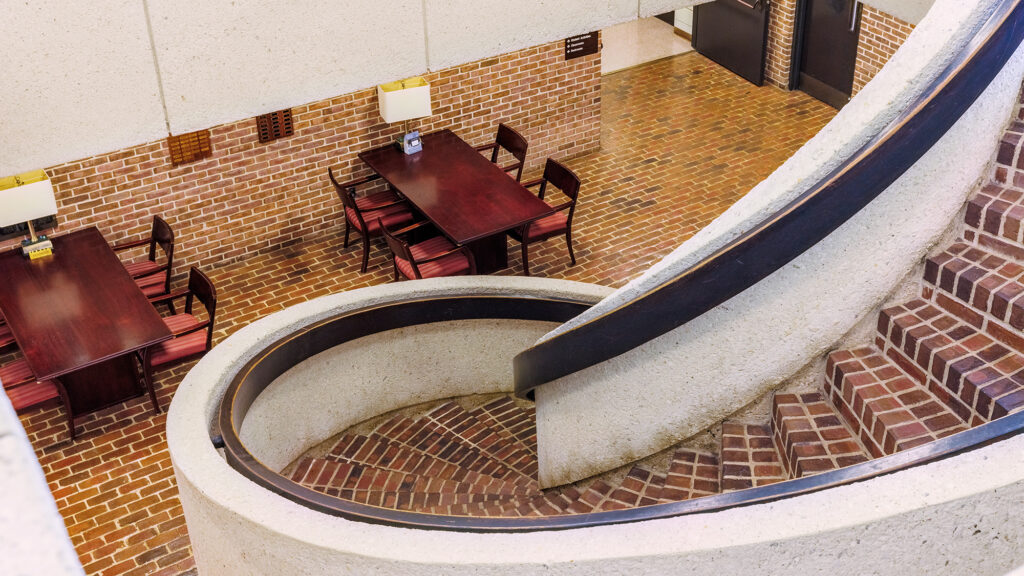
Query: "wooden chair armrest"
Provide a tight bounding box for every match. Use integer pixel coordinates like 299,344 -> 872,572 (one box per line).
148,288 -> 190,305
549,201 -> 574,213
340,173 -> 382,190
112,238 -> 151,251
416,246 -> 468,264
169,321 -> 210,338
521,178 -> 544,189
474,143 -> 498,153
389,220 -> 432,237
129,263 -> 169,280
363,199 -> 408,212
501,162 -> 523,175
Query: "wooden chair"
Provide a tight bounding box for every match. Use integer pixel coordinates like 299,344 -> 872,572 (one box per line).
328,167 -> 417,272
379,220 -> 476,281
508,158 -> 581,276
112,215 -> 175,299
475,123 -> 529,182
0,358 -> 74,440
0,314 -> 15,350
138,267 -> 217,414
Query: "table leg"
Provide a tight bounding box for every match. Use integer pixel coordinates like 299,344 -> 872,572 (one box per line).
467,234 -> 510,274
61,355 -> 145,417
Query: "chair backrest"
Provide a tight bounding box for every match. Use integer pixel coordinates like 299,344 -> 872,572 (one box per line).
378,219 -> 422,279
152,215 -> 175,294
328,167 -> 367,229
186,266 -> 217,349
494,124 -> 529,181
541,159 -> 581,225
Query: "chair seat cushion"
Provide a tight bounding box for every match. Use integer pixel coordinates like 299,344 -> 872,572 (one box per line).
124,259 -> 161,278
346,204 -> 415,234
136,272 -> 169,297
6,380 -> 59,411
163,313 -> 203,335
396,236 -> 472,279
0,359 -> 34,389
355,190 -> 400,211
149,331 -> 208,367
510,211 -> 568,242
0,323 -> 15,349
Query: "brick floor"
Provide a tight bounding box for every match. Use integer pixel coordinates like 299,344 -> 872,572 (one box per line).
8,52 -> 833,575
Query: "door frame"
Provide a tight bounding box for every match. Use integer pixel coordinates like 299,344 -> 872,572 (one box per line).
789,0 -> 864,92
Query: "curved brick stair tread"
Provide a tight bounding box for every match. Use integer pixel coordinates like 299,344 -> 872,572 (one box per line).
772,392 -> 870,478
365,412 -> 534,485
923,242 -> 1024,340
877,300 -> 1024,424
424,401 -> 538,478
720,422 -> 788,491
825,346 -> 969,458
467,396 -> 538,455
965,183 -> 1024,259
327,432 -> 539,492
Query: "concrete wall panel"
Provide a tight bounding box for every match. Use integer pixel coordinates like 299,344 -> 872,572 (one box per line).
639,0 -> 713,19
0,0 -> 166,176
863,0 -> 936,25
148,0 -> 427,135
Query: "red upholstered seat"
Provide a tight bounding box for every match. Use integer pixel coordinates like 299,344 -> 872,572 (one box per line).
123,259 -> 162,278
6,380 -> 59,411
345,204 -> 415,233
395,236 -> 473,279
355,190 -> 401,211
0,359 -> 34,389
163,313 -> 203,335
149,330 -> 207,367
0,323 -> 15,349
515,210 -> 567,241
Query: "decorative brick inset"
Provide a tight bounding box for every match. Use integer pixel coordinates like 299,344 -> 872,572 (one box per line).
825,347 -> 968,458
877,301 -> 1024,424
772,392 -> 869,477
851,5 -> 915,95
719,422 -> 788,491
166,130 -> 212,165
256,109 -> 294,143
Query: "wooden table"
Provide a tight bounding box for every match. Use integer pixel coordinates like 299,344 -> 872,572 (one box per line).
0,227 -> 171,427
358,129 -> 554,273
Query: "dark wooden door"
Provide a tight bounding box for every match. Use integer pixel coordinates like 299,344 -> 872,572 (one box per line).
796,0 -> 862,108
693,0 -> 770,86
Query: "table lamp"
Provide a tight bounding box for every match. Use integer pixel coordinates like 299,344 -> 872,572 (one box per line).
378,77 -> 432,154
0,169 -> 58,259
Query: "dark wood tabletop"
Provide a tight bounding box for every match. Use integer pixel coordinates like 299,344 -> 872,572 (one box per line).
358,129 -> 554,244
0,227 -> 171,381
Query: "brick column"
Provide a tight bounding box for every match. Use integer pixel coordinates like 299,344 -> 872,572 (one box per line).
764,0 -> 799,88
852,5 -> 915,95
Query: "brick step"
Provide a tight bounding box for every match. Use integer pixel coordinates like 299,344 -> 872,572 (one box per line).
877,300 -> 1024,424
825,347 -> 968,458
923,242 -> 1024,340
367,412 -> 532,485
772,392 -> 870,478
479,486 -> 585,518
964,183 -> 1024,259
467,396 -> 537,455
424,401 -> 537,478
659,449 -> 720,502
719,422 -> 788,491
290,458 -> 534,507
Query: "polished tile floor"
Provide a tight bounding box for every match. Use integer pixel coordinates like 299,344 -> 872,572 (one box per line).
15,52 -> 834,575
601,17 -> 692,75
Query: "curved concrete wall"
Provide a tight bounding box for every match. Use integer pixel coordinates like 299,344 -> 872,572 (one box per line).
167,276 -> 1024,574
533,0 -> 1022,487
241,318 -> 567,473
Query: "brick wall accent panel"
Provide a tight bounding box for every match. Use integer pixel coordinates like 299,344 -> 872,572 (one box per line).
1,40 -> 601,277
852,5 -> 914,95
764,0 -> 798,89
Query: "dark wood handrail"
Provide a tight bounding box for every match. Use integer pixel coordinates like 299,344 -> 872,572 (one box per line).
216,293 -> 1024,532
513,0 -> 1024,399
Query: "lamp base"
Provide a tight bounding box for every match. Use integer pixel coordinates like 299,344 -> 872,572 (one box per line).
21,236 -> 53,260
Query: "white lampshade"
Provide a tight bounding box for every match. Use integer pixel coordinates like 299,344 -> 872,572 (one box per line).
0,171 -> 57,228
377,77 -> 432,123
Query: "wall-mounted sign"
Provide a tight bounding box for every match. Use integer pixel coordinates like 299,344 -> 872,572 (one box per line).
565,32 -> 599,60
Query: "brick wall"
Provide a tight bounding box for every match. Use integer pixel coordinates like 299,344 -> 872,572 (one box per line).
852,5 -> 915,95
2,39 -> 601,276
764,0 -> 799,88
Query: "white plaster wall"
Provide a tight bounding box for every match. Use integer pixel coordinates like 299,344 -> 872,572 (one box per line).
0,0 -> 166,176
0,396 -> 84,576
148,0 -> 428,135
167,275 -> 1024,574
241,319 -> 562,472
863,0 -> 936,25
423,0 -> 635,71
533,0 -> 1017,487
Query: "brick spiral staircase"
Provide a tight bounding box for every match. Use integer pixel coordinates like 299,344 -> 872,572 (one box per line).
288,124 -> 1024,516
